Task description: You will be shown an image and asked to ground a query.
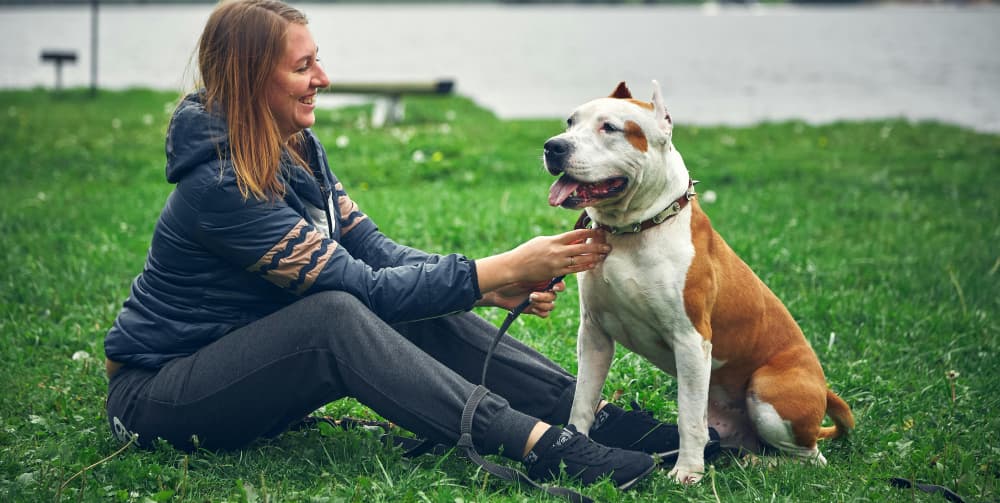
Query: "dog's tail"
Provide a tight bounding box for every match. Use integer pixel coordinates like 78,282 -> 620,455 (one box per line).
817,389 -> 855,440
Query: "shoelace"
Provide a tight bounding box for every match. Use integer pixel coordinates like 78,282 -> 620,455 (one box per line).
556,430 -> 614,465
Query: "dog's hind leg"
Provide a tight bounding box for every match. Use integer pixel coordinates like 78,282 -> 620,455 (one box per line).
745,353 -> 829,465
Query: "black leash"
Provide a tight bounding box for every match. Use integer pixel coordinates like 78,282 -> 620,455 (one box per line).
479,274 -> 565,387
889,478 -> 966,503
453,274 -> 598,503
451,213 -> 607,501
392,214 -> 598,499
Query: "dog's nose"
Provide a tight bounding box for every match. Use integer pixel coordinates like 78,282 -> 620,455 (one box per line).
544,138 -> 572,174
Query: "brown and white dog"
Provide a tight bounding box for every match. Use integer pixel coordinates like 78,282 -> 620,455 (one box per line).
544,81 -> 854,484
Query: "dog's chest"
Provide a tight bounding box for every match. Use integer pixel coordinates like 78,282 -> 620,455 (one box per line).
580,220 -> 696,370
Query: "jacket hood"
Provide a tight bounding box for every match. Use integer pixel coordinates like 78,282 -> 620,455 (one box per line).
165,92 -> 229,184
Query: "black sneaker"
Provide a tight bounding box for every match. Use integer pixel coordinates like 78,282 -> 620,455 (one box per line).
522,425 -> 656,490
589,401 -> 722,464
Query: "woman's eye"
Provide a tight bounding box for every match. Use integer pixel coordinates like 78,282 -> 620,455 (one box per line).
601,122 -> 619,133
296,59 -> 317,73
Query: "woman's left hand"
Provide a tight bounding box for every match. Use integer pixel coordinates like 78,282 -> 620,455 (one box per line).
476,280 -> 567,318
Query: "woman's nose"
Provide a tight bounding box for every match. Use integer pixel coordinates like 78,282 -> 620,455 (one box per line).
313,63 -> 331,88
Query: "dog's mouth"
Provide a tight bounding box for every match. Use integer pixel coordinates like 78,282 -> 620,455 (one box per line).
548,175 -> 628,209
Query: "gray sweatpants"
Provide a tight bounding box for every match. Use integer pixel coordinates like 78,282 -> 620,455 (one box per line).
106,291 -> 577,460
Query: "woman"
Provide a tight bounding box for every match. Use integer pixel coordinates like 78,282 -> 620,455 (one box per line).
104,0 -> 695,491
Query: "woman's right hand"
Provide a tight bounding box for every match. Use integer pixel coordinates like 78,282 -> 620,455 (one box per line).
475,228 -> 611,295
509,228 -> 610,282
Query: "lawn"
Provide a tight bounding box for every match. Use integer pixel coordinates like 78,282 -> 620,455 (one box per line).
1,89 -> 997,502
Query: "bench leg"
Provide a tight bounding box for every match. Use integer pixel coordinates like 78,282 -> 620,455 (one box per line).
55,62 -> 64,91
371,94 -> 404,127
388,94 -> 405,124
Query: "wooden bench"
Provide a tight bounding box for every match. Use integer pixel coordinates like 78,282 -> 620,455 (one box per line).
324,79 -> 454,127
40,50 -> 78,91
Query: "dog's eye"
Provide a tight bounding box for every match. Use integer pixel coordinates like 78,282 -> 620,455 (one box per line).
566,117 -> 574,128
601,122 -> 620,133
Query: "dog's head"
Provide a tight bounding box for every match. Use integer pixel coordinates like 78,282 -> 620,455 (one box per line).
544,81 -> 684,217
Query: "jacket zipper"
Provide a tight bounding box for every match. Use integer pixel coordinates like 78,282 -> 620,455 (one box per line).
321,184 -> 336,239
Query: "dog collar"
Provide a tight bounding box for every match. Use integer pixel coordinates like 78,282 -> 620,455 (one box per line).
576,179 -> 698,235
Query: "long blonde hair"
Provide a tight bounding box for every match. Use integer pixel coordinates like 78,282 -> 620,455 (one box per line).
197,0 -> 308,201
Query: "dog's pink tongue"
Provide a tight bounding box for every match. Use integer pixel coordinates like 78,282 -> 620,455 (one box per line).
548,176 -> 580,207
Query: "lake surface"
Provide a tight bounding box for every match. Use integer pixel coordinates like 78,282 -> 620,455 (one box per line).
2,3 -> 999,132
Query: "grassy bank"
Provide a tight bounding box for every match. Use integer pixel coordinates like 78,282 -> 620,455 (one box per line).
1,89 -> 997,502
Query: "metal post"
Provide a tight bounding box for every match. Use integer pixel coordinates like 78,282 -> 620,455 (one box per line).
90,0 -> 98,97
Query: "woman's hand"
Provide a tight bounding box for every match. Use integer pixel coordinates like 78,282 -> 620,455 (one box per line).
476,280 -> 567,318
511,228 -> 610,281
474,228 -> 610,296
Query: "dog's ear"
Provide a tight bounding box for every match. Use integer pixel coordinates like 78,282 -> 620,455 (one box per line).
651,80 -> 673,133
610,82 -> 632,99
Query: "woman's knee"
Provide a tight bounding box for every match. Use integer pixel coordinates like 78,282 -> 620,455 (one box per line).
293,290 -> 392,344
303,290 -> 363,310
294,290 -> 371,324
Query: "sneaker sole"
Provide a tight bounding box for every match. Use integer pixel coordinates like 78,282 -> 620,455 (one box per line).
655,448 -> 681,464
616,460 -> 658,491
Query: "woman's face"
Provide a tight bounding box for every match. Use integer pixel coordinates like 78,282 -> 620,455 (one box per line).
266,22 -> 330,139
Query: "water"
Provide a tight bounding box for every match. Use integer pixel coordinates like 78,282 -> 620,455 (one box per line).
2,3 -> 999,132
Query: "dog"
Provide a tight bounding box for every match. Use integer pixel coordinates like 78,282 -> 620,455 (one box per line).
543,81 -> 854,484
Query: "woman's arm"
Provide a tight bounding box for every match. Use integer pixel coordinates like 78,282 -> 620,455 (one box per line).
189,177 -> 478,323
474,228 -> 610,294
340,220 -> 440,269
471,228 -> 609,317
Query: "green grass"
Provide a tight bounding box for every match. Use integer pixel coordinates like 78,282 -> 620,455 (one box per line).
1,88 -> 998,502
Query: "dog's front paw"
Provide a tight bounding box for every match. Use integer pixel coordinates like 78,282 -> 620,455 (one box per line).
668,463 -> 704,484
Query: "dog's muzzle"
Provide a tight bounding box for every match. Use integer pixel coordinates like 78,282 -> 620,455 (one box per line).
543,138 -> 573,175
